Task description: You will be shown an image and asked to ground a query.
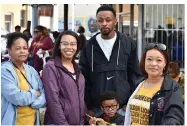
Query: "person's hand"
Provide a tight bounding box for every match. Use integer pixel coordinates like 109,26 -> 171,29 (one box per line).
89,117 -> 97,126
89,117 -> 107,126
96,118 -> 107,126
88,110 -> 95,117
36,91 -> 41,97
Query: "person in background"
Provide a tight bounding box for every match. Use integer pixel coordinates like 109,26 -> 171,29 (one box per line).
168,62 -> 180,81
47,28 -> 55,43
1,32 -> 46,125
15,25 -> 21,33
75,20 -> 82,33
52,31 -> 60,42
77,26 -> 87,51
87,17 -> 99,37
29,25 -> 54,73
79,5 -> 142,117
89,91 -> 124,125
167,17 -> 177,58
168,61 -> 184,101
125,43 -> 184,125
23,29 -> 34,66
23,29 -> 33,48
153,25 -> 167,45
42,30 -> 87,125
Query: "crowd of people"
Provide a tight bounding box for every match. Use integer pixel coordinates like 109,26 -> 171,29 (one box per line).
1,5 -> 184,125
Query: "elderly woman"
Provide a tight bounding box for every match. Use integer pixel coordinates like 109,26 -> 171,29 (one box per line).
124,43 -> 184,125
42,30 -> 86,125
1,32 -> 46,125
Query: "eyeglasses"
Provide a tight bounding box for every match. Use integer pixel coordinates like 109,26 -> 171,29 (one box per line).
145,43 -> 167,51
102,104 -> 118,111
34,30 -> 41,34
61,41 -> 77,47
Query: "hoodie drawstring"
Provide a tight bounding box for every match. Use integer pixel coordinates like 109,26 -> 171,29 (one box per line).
117,40 -> 121,65
92,38 -> 120,71
92,45 -> 93,72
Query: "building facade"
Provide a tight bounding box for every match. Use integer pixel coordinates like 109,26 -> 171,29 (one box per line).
1,4 -> 32,32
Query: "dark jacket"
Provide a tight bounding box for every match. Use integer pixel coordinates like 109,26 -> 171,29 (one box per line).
125,75 -> 184,125
79,31 -> 142,110
149,75 -> 184,125
98,113 -> 124,125
42,57 -> 86,125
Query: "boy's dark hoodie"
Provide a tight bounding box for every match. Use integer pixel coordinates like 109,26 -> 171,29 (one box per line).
98,113 -> 124,125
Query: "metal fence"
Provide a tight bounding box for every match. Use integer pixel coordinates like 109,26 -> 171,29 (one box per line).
143,4 -> 185,68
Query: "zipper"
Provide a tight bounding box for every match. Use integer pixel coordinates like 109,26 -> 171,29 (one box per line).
56,66 -> 82,124
75,73 -> 81,124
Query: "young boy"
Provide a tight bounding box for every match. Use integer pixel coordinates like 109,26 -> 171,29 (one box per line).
89,91 -> 124,125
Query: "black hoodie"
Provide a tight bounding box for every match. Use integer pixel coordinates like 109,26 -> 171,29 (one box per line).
79,31 -> 143,110
98,113 -> 124,125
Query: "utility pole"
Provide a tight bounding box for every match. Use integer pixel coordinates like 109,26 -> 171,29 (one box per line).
31,4 -> 39,32
130,4 -> 134,37
64,4 -> 68,30
137,4 -> 144,60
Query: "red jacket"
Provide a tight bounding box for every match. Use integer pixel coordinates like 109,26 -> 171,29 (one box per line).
29,36 -> 54,72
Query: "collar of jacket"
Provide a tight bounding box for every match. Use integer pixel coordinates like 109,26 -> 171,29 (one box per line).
159,75 -> 174,91
54,56 -> 80,75
5,59 -> 28,72
90,30 -> 121,46
3,59 -> 33,84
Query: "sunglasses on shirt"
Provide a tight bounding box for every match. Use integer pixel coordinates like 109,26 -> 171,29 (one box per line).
145,43 -> 167,51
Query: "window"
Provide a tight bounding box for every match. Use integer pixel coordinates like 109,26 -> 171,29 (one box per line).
38,5 -> 53,17
20,10 -> 26,27
4,13 -> 12,32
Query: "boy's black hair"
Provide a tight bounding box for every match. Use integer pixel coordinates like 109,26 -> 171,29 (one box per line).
6,32 -> 29,49
99,91 -> 119,105
96,5 -> 116,17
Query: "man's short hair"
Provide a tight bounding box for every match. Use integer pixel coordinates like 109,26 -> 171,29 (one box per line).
99,91 -> 119,105
96,5 -> 116,17
15,25 -> 21,30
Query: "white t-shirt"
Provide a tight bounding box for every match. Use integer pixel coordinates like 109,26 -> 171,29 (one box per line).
96,33 -> 117,61
28,38 -> 33,48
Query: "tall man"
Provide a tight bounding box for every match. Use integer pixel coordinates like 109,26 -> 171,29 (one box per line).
79,5 -> 142,116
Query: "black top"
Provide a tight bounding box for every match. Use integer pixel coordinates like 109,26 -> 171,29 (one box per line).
79,31 -> 143,109
98,113 -> 124,125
